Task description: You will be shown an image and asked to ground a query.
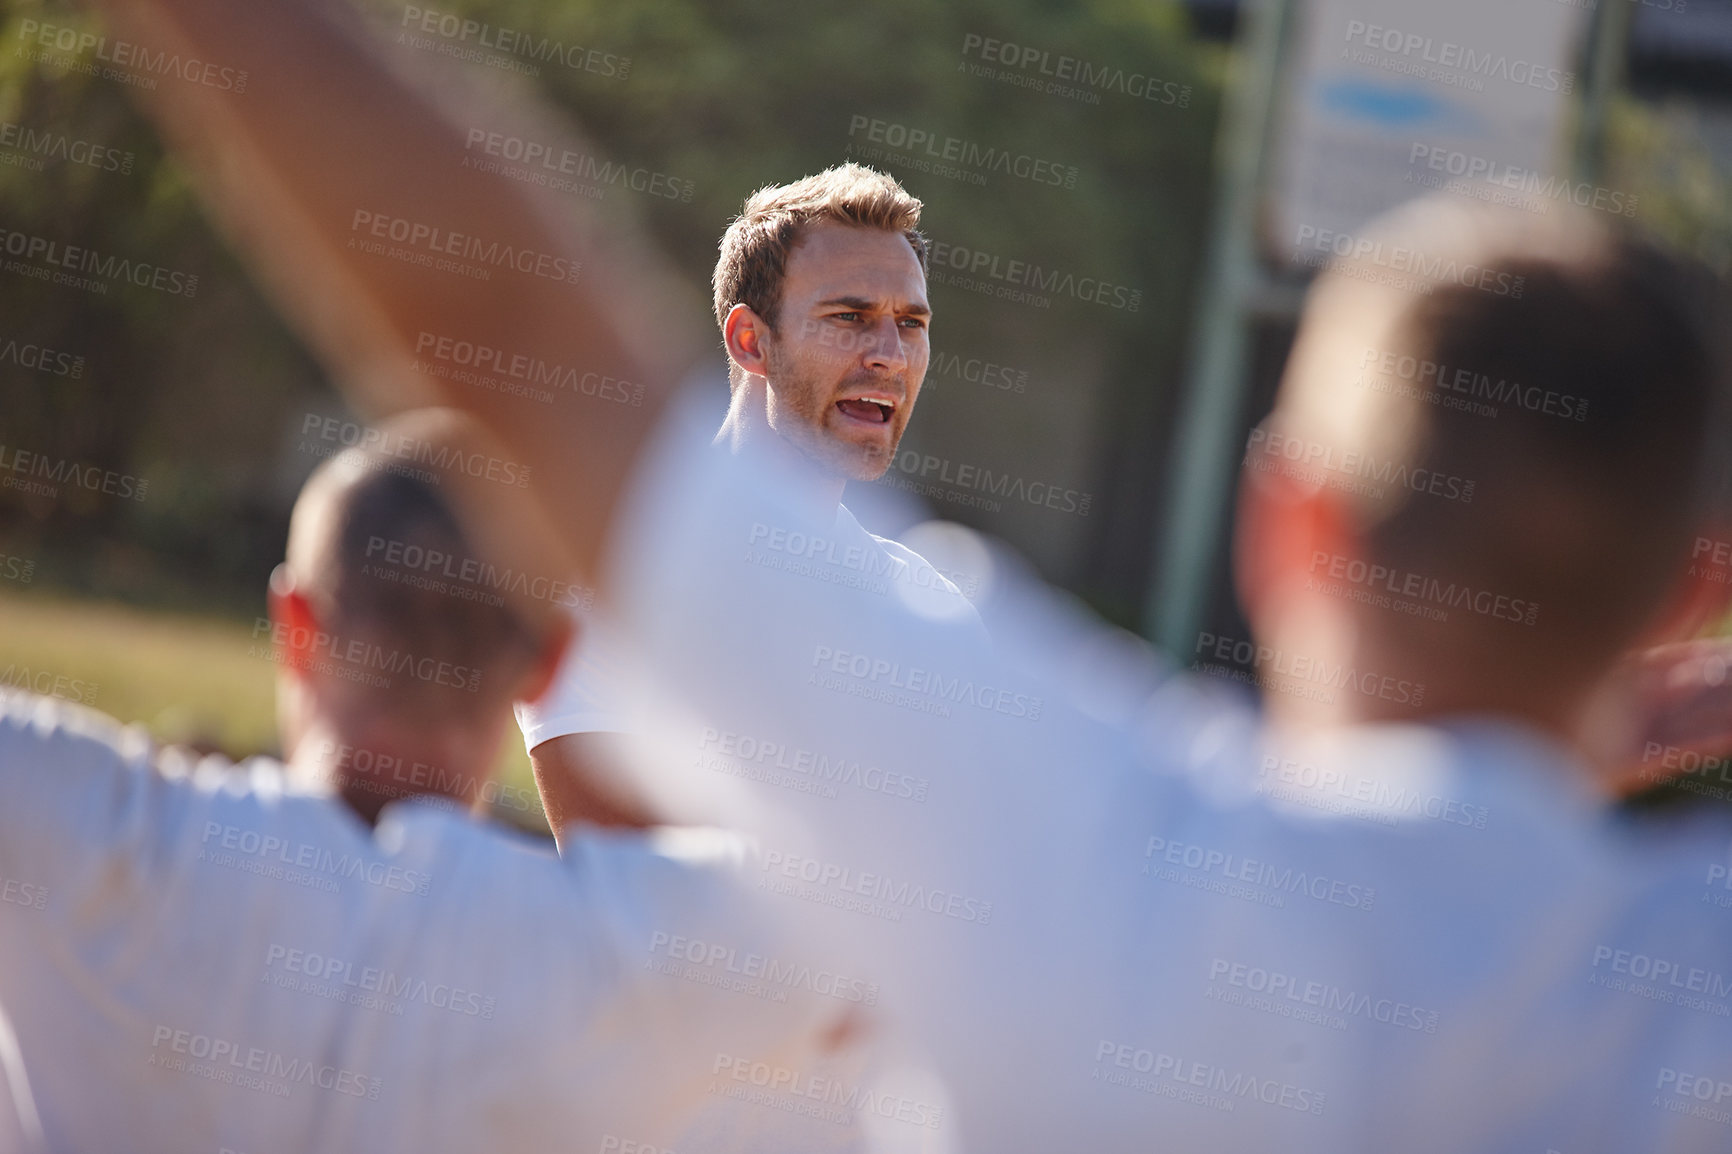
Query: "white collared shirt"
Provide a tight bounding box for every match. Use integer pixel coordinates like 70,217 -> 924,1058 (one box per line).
515,501 -> 979,751
591,392 -> 1732,1152
0,690 -> 850,1154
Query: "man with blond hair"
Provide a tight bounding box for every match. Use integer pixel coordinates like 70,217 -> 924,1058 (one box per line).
54,0 -> 1732,1149
518,163 -> 979,846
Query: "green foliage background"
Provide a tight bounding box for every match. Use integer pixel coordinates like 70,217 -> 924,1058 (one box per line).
0,0 -> 1227,628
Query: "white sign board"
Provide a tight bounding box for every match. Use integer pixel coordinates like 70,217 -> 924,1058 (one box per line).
1267,0 -> 1592,269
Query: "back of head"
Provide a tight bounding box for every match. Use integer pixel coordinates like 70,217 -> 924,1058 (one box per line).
286,409 -> 553,724
1269,198 -> 1728,683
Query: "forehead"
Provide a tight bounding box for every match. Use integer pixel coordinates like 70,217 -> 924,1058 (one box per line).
783,221 -> 929,310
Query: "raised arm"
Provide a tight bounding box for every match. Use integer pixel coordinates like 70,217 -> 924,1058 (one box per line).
83,0 -> 707,582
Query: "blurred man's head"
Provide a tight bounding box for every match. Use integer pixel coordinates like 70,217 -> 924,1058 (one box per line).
1236,199 -> 1730,741
271,409 -> 568,823
713,164 -> 931,482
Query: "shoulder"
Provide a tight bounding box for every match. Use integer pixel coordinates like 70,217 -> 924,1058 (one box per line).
836,506 -> 985,630
562,825 -> 754,923
0,688 -> 151,767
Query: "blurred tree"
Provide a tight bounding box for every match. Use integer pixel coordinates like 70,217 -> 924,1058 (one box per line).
0,0 -> 1228,624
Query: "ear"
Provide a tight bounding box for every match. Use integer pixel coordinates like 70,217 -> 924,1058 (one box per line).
1232,445 -> 1358,634
722,302 -> 772,381
267,563 -> 324,675
1634,523 -> 1732,647
515,614 -> 576,706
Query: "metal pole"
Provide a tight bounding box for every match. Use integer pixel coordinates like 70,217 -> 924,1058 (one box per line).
1574,0 -> 1631,184
1146,0 -> 1292,656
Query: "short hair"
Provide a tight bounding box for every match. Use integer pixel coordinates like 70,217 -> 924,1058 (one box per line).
287,414 -> 548,716
712,163 -> 928,335
1269,198 -> 1727,669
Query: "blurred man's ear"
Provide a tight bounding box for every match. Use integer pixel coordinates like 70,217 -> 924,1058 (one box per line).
1232,450 -> 1359,636
515,615 -> 576,707
722,302 -> 772,381
267,563 -> 323,673
1632,522 -> 1732,647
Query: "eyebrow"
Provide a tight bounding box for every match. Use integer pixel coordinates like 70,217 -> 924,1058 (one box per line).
816,295 -> 932,317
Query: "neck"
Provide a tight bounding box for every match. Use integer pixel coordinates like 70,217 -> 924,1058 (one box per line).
1259,606 -> 1595,760
716,379 -> 848,512
286,708 -> 501,826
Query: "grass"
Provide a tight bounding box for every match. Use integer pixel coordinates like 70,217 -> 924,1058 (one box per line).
0,586 -> 550,836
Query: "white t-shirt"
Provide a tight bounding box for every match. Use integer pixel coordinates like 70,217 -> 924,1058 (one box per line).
0,999 -> 41,1154
0,690 -> 860,1154
588,392 -> 1732,1153
515,503 -> 979,751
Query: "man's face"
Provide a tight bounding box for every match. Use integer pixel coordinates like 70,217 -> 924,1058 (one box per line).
757,222 -> 931,481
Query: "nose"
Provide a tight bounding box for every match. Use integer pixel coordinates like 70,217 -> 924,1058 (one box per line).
861,314 -> 909,374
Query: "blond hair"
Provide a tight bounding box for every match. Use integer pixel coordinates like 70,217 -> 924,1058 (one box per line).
712,164 -> 927,344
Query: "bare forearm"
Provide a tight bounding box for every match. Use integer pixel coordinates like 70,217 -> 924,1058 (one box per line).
531,734 -> 661,851
86,0 -> 706,579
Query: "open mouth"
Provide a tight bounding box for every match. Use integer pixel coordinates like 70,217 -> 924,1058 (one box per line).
835,398 -> 893,425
